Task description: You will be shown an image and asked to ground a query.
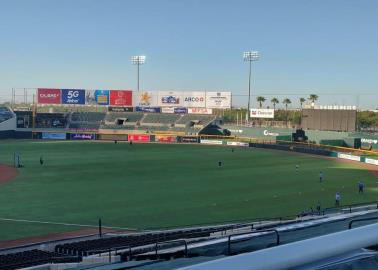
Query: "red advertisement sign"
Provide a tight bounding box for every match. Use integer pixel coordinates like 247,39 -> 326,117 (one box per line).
156,135 -> 176,143
109,90 -> 132,106
128,134 -> 150,142
37,88 -> 61,104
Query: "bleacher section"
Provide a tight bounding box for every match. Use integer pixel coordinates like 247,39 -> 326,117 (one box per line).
70,112 -> 106,130
0,107 -> 14,123
142,113 -> 180,124
176,114 -> 214,126
0,249 -> 80,270
104,112 -> 144,123
35,113 -> 67,128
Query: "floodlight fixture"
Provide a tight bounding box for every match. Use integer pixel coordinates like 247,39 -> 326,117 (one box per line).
243,51 -> 259,62
131,55 -> 146,91
243,51 -> 260,119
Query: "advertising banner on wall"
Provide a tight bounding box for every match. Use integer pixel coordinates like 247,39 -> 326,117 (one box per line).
61,89 -> 85,105
99,134 -> 128,141
182,92 -> 206,108
135,106 -> 161,113
128,134 -> 150,142
41,132 -> 66,140
108,107 -> 134,112
338,153 -> 361,161
188,108 -> 213,115
250,109 -> 275,118
155,135 -> 176,143
365,158 -> 378,166
94,90 -> 110,105
109,90 -> 132,106
70,133 -> 96,140
161,107 -> 187,114
138,91 -> 158,106
37,89 -> 61,104
205,92 -> 231,109
180,136 -> 199,143
158,91 -> 183,107
200,139 -> 223,145
226,141 -> 249,147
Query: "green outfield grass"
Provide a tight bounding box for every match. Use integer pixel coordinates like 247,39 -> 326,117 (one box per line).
0,140 -> 377,242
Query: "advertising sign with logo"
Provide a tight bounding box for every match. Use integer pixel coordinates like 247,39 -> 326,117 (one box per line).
205,92 -> 231,109
109,90 -> 132,106
338,153 -> 361,162
94,90 -> 110,105
182,92 -> 206,108
138,91 -> 158,106
200,139 -> 223,145
37,88 -> 61,104
70,133 -> 96,140
226,141 -> 249,147
365,158 -> 378,166
180,136 -> 199,143
250,109 -> 275,118
161,107 -> 187,114
85,90 -> 96,105
135,106 -> 161,113
188,108 -> 213,115
99,134 -> 128,141
61,89 -> 85,105
108,107 -> 134,112
155,135 -> 176,143
158,91 -> 183,107
41,132 -> 66,140
128,134 -> 150,142
263,130 -> 280,136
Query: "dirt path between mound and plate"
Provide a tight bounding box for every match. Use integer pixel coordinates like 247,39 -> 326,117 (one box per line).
0,164 -> 18,186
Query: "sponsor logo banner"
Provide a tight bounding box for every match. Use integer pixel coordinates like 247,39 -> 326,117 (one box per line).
182,92 -> 206,107
135,106 -> 161,113
161,107 -> 188,114
158,91 -> 183,107
227,141 -> 249,147
109,90 -> 132,106
181,136 -> 198,143
205,92 -> 231,109
138,91 -> 158,106
200,139 -> 223,145
128,134 -> 150,142
365,158 -> 378,166
263,130 -> 279,136
37,88 -> 61,104
188,108 -> 213,115
361,138 -> 378,145
85,90 -> 96,105
70,133 -> 96,140
94,90 -> 110,105
174,107 -> 187,114
155,135 -> 176,143
41,132 -> 66,140
99,134 -> 127,141
61,89 -> 85,104
338,153 -> 361,161
250,109 -> 275,119
108,107 -> 134,112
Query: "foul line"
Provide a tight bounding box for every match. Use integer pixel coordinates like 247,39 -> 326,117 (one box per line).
0,217 -> 139,232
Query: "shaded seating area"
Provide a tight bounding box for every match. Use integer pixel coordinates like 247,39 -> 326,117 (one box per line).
0,249 -> 80,270
35,113 -> 67,128
176,114 -> 215,126
69,112 -> 106,130
142,113 -> 180,124
0,107 -> 14,123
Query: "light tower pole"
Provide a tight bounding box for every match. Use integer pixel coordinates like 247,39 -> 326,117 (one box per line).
243,51 -> 259,121
131,55 -> 146,92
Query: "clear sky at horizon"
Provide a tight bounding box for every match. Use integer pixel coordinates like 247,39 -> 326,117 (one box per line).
0,0 -> 377,108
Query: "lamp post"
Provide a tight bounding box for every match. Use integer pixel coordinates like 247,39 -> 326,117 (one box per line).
131,55 -> 146,92
243,51 -> 259,121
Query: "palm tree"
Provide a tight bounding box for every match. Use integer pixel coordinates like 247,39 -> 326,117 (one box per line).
271,98 -> 279,110
299,97 -> 306,108
256,96 -> 266,108
309,94 -> 318,104
282,98 -> 292,110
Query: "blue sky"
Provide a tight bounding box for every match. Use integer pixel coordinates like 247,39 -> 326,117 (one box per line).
0,0 -> 377,108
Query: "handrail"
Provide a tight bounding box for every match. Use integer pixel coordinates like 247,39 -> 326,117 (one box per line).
227,229 -> 280,255
348,217 -> 378,229
155,239 -> 188,258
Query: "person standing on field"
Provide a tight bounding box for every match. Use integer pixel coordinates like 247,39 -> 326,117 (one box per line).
335,192 -> 341,206
358,181 -> 364,193
319,171 -> 324,182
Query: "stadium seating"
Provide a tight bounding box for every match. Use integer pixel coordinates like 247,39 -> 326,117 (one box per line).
105,112 -> 144,123
142,113 -> 180,124
69,112 -> 106,130
0,249 -> 80,270
176,114 -> 215,126
0,107 -> 14,123
35,113 -> 67,128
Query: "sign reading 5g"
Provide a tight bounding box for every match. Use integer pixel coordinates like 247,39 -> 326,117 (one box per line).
62,89 -> 85,104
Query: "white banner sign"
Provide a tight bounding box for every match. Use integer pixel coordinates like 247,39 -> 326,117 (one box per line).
250,109 -> 275,118
227,141 -> 249,147
205,92 -> 231,109
158,91 -> 183,107
182,92 -> 206,108
138,91 -> 158,106
200,139 -> 223,145
161,107 -> 175,114
188,108 -> 213,114
365,158 -> 378,166
338,153 -> 361,161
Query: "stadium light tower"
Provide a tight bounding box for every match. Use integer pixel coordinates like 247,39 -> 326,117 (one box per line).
243,51 -> 259,120
131,55 -> 146,92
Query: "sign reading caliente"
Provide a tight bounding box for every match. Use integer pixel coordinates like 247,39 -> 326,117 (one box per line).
250,108 -> 275,118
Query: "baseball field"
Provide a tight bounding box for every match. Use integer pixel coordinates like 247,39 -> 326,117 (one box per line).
0,140 -> 377,243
